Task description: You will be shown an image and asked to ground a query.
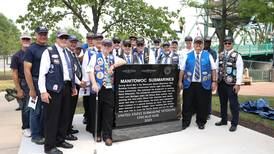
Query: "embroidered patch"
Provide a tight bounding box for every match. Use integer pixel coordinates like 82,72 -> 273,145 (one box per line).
53,84 -> 58,91
202,71 -> 208,75
51,54 -> 59,58
96,72 -> 104,79
97,57 -> 104,66
53,59 -> 60,64
95,65 -> 101,71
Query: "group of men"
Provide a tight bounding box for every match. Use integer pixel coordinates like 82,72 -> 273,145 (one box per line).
11,25 -> 243,154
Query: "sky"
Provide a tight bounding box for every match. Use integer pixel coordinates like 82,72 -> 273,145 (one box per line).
0,0 -> 210,41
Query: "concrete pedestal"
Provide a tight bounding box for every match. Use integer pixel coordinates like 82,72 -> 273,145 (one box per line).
272,68 -> 274,82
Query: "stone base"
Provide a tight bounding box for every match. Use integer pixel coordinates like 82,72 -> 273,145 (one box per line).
271,69 -> 274,82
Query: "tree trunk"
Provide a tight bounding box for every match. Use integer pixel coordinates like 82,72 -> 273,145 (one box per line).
218,0 -> 227,53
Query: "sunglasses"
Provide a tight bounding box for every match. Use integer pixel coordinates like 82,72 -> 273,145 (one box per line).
114,41 -> 120,44
224,42 -> 232,45
22,38 -> 31,41
59,36 -> 69,40
124,44 -> 131,48
137,44 -> 144,47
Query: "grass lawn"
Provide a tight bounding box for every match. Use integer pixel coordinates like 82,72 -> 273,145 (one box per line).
0,80 -> 14,91
212,95 -> 274,131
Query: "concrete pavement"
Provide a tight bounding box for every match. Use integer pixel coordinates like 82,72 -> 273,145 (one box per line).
0,93 -> 21,154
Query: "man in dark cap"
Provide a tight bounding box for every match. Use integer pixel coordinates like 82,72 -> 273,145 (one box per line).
82,32 -> 95,53
119,39 -> 133,64
129,35 -> 137,49
87,39 -> 126,146
204,36 -> 218,120
39,29 -> 77,153
65,35 -> 85,140
178,36 -> 217,130
112,36 -> 122,56
24,26 -> 49,145
171,40 -> 179,53
215,36 -> 243,132
156,42 -> 179,64
81,33 -> 103,126
151,38 -> 162,59
83,33 -> 104,132
10,32 -> 32,137
179,36 -> 193,57
132,37 -> 154,64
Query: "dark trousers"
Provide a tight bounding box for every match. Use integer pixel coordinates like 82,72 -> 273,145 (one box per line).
68,85 -> 80,133
83,96 -> 89,119
182,82 -> 211,126
44,82 -> 72,151
88,87 -> 114,140
19,79 -> 30,129
30,78 -> 44,139
217,80 -> 239,126
208,93 -> 212,115
86,93 -> 97,133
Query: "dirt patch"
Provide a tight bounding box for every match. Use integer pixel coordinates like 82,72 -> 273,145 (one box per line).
212,111 -> 274,138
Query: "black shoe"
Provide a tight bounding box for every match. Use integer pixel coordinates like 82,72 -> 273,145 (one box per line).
215,121 -> 227,126
229,125 -> 237,132
15,107 -> 21,111
69,129 -> 79,134
31,137 -> 45,145
198,124 -> 205,130
207,115 -> 211,120
45,147 -> 63,154
182,124 -> 189,130
65,134 -> 78,141
57,141 -> 73,149
83,118 -> 87,124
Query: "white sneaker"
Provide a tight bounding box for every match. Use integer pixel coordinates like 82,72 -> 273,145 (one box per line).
22,129 -> 31,137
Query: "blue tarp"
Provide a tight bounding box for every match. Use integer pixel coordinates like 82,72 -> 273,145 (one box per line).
240,98 -> 274,120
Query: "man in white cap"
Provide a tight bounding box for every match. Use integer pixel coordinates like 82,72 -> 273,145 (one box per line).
10,32 -> 32,137
39,29 -> 77,154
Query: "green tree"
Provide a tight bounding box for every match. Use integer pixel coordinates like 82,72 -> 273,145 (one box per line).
48,28 -> 84,45
239,0 -> 274,24
0,13 -> 20,55
17,0 -> 178,40
185,0 -> 247,52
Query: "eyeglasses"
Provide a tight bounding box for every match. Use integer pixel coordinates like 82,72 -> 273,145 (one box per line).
224,42 -> 232,45
124,45 -> 131,48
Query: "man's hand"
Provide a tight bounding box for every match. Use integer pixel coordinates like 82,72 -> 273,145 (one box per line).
17,88 -> 24,98
233,85 -> 240,94
41,92 -> 51,104
212,82 -> 217,92
108,65 -> 115,75
92,84 -> 99,94
178,82 -> 183,91
29,89 -> 37,100
80,81 -> 86,88
72,87 -> 78,96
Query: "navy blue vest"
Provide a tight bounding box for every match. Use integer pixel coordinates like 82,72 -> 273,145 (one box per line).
46,45 -> 75,93
183,50 -> 212,90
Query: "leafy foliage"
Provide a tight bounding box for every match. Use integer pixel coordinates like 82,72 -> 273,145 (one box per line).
48,28 -> 84,45
239,0 -> 274,24
17,0 -> 178,40
0,13 -> 20,55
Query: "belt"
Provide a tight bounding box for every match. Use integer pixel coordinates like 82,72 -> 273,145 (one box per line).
64,81 -> 72,85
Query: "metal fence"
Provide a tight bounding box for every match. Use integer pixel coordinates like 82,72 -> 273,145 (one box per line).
249,69 -> 272,82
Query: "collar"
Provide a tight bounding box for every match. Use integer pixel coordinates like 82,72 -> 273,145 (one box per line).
55,43 -> 64,52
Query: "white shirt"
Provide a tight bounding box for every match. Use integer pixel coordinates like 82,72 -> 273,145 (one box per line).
67,48 -> 81,85
179,50 -> 217,82
123,53 -> 132,64
82,46 -> 98,86
38,43 -> 71,93
224,49 -> 244,85
158,51 -> 174,64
